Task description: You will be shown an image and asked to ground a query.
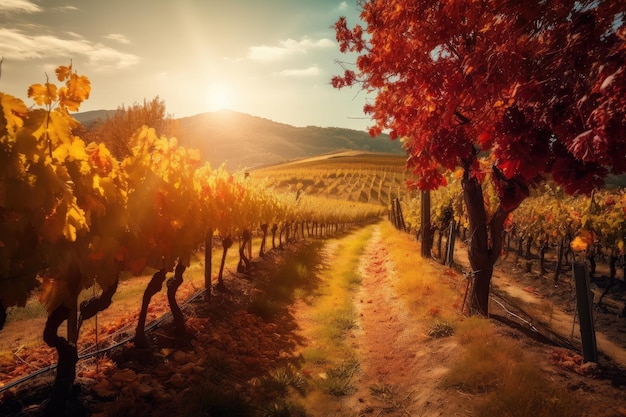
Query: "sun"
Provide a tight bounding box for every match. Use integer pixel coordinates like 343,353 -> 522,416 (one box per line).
207,82 -> 236,111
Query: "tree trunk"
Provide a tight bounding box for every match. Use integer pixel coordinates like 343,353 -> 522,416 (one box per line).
598,253 -> 618,307
285,223 -> 291,243
539,239 -> 548,276
237,230 -> 251,273
167,262 -> 187,340
78,278 -> 119,332
247,229 -> 252,260
216,236 -> 233,291
420,190 -> 433,258
525,236 -> 533,260
436,228 -> 444,263
271,224 -> 278,249
463,173 -> 510,316
587,245 -> 597,278
43,305 -> 77,416
259,224 -> 268,257
204,229 -> 213,300
553,237 -> 565,284
0,300 -> 6,331
135,269 -> 167,348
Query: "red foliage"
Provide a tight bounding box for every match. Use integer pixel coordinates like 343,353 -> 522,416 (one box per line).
333,0 -> 626,199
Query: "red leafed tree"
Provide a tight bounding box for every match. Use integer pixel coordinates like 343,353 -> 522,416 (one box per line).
333,0 -> 626,315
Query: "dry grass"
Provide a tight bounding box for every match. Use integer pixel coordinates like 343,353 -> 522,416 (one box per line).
379,220 -> 581,417
442,316 -> 580,417
476,361 -> 580,417
379,221 -> 462,326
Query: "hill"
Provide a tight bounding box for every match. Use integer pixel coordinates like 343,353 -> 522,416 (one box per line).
172,110 -> 403,169
74,109 -> 403,169
251,151 -> 410,206
73,110 -> 115,127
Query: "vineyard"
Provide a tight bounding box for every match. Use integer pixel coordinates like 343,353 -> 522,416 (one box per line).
399,170 -> 626,290
3,0 -> 626,413
1,66 -> 626,415
0,66 -> 387,416
251,152 -> 408,206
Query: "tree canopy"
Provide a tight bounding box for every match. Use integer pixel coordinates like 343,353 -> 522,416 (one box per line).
333,0 -> 626,315
333,0 -> 625,200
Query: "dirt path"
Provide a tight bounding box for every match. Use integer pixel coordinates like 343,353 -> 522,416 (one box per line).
5,223 -> 626,416
295,225 -> 470,416
347,225 -> 468,417
293,225 -> 626,417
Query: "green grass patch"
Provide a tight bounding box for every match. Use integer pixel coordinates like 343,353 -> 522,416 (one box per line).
318,358 -> 360,397
291,226 -> 372,410
5,299 -> 46,324
301,347 -> 328,365
427,320 -> 455,338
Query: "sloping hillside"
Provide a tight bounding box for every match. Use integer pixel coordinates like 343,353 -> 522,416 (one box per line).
73,110 -> 115,127
74,109 -> 403,169
251,151 -> 410,206
172,110 -> 403,169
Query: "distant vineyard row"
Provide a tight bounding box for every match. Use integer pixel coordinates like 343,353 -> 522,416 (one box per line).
253,153 -> 409,206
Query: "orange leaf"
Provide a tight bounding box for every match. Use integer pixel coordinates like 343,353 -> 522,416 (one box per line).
27,83 -> 58,106
0,93 -> 28,137
55,64 -> 72,82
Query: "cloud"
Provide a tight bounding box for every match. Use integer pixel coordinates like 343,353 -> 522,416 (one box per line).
0,0 -> 41,14
247,36 -> 335,62
105,33 -> 131,45
52,6 -> 79,12
0,28 -> 141,69
338,2 -> 348,12
277,66 -> 321,77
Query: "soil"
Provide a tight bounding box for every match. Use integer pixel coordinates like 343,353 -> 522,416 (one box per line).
344,226 -> 470,416
2,223 -> 626,416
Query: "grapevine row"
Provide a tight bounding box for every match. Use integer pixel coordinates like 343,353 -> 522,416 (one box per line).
398,170 -> 625,284
0,65 -> 383,413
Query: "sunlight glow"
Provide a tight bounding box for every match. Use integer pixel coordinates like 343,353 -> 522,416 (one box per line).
207,82 -> 237,111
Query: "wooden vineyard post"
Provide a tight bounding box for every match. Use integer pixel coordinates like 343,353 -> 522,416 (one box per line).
572,261 -> 598,363
420,190 -> 433,259
394,197 -> 407,231
446,220 -> 456,266
388,200 -> 395,226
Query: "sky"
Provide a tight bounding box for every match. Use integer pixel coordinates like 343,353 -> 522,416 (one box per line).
0,0 -> 373,131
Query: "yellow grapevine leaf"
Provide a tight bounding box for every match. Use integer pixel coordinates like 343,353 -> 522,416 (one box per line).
55,64 -> 72,82
93,174 -> 105,196
64,204 -> 88,241
46,109 -> 78,147
68,137 -> 88,160
28,83 -> 58,106
79,161 -> 90,175
570,236 -> 588,252
52,143 -> 69,162
0,93 -> 28,138
58,74 -> 91,112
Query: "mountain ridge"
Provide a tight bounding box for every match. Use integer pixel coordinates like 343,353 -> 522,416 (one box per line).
74,109 -> 403,170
